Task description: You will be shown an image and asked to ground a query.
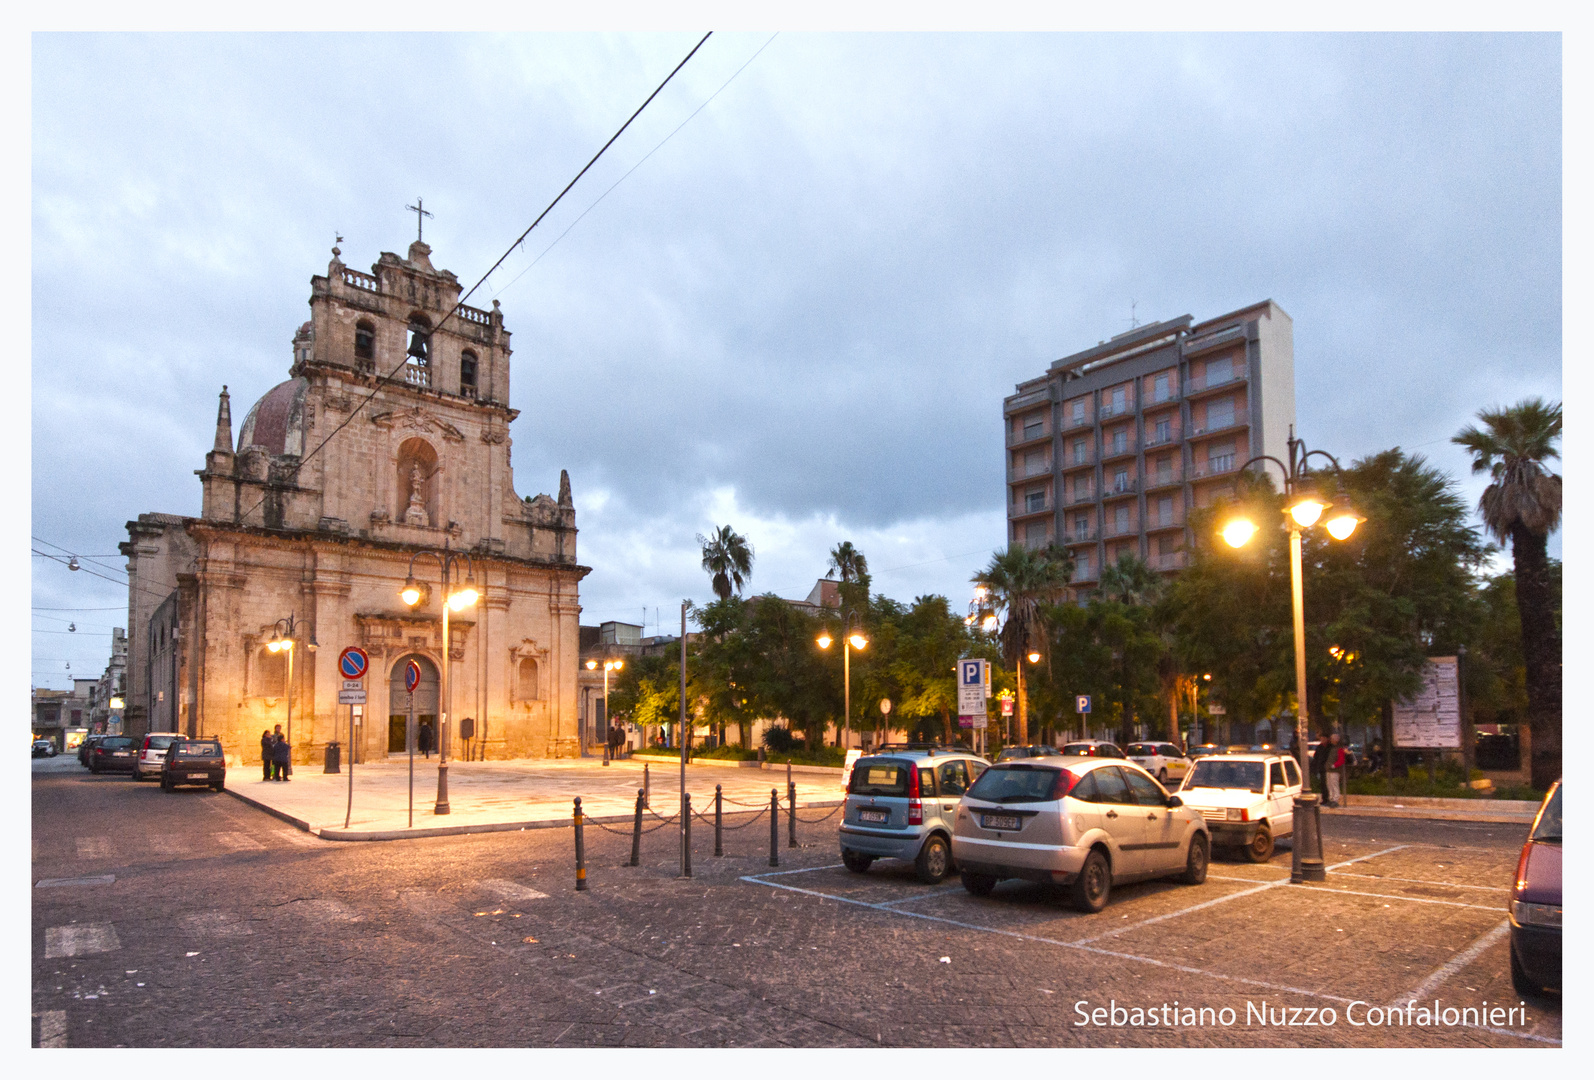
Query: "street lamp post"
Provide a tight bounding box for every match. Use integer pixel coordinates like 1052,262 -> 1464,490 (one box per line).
266,614 -> 318,750
399,547 -> 479,815
1221,428 -> 1363,885
586,657 -> 624,764
817,611 -> 867,749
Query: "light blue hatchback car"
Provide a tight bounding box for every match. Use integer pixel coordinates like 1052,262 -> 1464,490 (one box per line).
839,748 -> 989,883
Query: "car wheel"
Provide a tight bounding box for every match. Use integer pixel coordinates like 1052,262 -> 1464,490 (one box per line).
211,781 -> 224,792
841,849 -> 874,873
90,761 -> 100,774
962,872 -> 997,897
1509,941 -> 1547,1000
1181,833 -> 1209,885
1245,826 -> 1274,863
161,775 -> 173,792
915,835 -> 951,884
1158,768 -> 1169,785
1071,849 -> 1112,912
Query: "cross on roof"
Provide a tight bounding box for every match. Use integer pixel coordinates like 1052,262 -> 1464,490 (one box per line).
405,198 -> 433,243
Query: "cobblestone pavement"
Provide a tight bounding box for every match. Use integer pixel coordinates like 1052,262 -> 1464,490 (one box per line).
32,762 -> 1560,1048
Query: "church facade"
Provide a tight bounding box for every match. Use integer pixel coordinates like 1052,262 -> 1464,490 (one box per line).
121,239 -> 589,765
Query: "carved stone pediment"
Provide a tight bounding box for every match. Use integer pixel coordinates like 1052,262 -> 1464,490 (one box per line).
370,405 -> 466,443
525,493 -> 562,525
355,613 -> 475,660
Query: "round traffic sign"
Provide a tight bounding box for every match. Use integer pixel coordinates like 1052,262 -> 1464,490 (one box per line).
405,659 -> 421,693
879,698 -> 892,715
338,646 -> 370,680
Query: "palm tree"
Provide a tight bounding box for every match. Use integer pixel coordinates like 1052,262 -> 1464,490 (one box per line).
827,541 -> 869,585
973,544 -> 1074,745
696,525 -> 754,601
1099,552 -> 1164,606
1453,399 -> 1562,790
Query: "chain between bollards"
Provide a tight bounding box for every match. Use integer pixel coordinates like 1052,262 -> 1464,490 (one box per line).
682,792 -> 693,878
768,788 -> 780,867
573,797 -> 587,891
715,784 -> 724,857
630,788 -> 643,867
787,780 -> 798,848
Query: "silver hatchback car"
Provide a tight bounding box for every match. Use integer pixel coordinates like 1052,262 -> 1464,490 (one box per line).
839,749 -> 989,883
951,756 -> 1209,912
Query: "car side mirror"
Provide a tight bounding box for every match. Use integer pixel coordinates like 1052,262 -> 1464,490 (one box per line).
1165,794 -> 1182,808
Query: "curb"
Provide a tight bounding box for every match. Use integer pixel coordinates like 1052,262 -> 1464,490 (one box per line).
224,786 -> 318,833
1322,806 -> 1536,825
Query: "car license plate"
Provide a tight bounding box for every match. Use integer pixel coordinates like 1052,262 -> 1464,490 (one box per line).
188,773 -> 209,780
981,813 -> 1021,831
114,752 -> 130,757
858,809 -> 889,824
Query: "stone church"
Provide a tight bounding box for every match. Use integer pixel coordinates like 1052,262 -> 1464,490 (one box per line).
120,238 -> 589,766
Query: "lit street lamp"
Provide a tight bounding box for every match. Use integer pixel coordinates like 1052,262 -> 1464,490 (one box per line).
399,548 -> 479,815
586,657 -> 624,764
265,614 -> 318,747
1221,429 -> 1363,884
817,610 -> 868,748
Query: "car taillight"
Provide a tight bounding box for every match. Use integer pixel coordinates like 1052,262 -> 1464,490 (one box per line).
1514,841 -> 1532,896
907,767 -> 923,825
1052,769 -> 1081,800
1240,809 -> 1249,822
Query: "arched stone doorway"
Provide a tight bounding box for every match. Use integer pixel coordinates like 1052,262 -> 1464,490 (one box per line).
388,654 -> 440,755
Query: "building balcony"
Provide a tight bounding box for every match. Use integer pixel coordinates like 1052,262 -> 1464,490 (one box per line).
1191,458 -> 1238,480
1061,412 -> 1094,432
1008,464 -> 1054,483
1148,387 -> 1180,406
1189,416 -> 1247,437
1066,527 -> 1098,543
1098,400 -> 1135,421
1150,551 -> 1189,571
1102,479 -> 1139,499
1066,487 -> 1097,506
1071,563 -> 1100,584
1061,452 -> 1095,471
1145,513 -> 1186,531
1100,438 -> 1138,463
1017,534 -> 1053,552
1010,497 -> 1054,519
1144,468 -> 1184,491
1185,368 -> 1248,398
1143,428 -> 1183,450
1007,426 -> 1052,448
1103,520 -> 1140,539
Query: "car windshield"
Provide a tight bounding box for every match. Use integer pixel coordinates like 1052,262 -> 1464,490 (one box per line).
1530,786 -> 1562,842
100,737 -> 134,749
1185,759 -> 1265,793
849,761 -> 907,796
968,764 -> 1064,803
1062,744 -> 1098,756
147,735 -> 177,749
1127,744 -> 1158,756
176,742 -> 223,758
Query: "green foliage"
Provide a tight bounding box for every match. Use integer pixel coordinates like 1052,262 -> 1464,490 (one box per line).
761,726 -> 799,752
693,744 -> 759,761
697,524 -> 754,601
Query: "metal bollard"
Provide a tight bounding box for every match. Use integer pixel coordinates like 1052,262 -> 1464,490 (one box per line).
644,763 -> 650,810
603,741 -> 610,766
682,793 -> 693,878
1290,793 -> 1326,883
715,784 -> 724,857
769,788 -> 780,867
788,780 -> 798,848
630,789 -> 643,867
574,797 -> 587,891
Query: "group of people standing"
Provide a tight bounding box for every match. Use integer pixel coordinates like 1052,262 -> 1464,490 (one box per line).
1312,732 -> 1348,808
260,726 -> 292,781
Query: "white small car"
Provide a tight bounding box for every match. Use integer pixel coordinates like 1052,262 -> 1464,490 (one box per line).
1176,753 -> 1302,862
133,732 -> 183,781
1126,741 -> 1191,786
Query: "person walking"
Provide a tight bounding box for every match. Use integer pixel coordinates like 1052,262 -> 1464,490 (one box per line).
1311,734 -> 1333,800
1325,733 -> 1346,808
260,729 -> 273,781
272,731 -> 292,781
418,720 -> 434,760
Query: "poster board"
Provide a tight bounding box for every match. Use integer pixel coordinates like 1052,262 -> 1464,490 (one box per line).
1392,656 -> 1461,749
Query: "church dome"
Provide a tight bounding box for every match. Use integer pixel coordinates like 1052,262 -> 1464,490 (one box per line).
237,378 -> 309,457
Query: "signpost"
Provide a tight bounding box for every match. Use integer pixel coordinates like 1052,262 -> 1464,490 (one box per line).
958,658 -> 989,753
338,647 -> 369,828
405,658 -> 420,828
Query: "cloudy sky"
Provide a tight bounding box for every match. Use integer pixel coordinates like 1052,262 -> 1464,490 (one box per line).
30,31 -> 1562,689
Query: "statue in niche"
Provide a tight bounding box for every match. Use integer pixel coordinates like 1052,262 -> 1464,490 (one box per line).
403,461 -> 429,526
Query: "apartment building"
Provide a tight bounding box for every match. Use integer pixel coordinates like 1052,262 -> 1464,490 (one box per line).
1003,300 -> 1295,595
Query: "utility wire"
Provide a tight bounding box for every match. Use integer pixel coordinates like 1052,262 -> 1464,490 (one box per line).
230,32 -> 714,531
32,549 -> 174,606
493,32 -> 775,299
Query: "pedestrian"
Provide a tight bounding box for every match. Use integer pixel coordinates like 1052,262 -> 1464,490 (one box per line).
1326,733 -> 1346,808
609,722 -> 626,760
1311,734 -> 1333,799
260,729 -> 273,781
418,720 -> 434,760
272,732 -> 292,781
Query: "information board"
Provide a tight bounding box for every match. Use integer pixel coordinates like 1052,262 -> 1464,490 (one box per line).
1392,656 -> 1461,749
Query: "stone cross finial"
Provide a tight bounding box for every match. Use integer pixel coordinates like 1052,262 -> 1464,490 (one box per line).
558,469 -> 573,508
213,386 -> 233,454
405,197 -> 433,243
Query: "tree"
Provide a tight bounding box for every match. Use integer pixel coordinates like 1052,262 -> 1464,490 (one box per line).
891,595 -> 980,745
697,525 -> 754,601
972,544 -> 1074,744
1453,398 -> 1563,789
828,540 -> 872,612
1099,551 -> 1165,606
607,652 -> 680,745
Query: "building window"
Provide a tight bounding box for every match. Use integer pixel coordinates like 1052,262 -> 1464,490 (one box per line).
1114,468 -> 1130,493
1153,372 -> 1172,403
254,648 -> 287,698
1108,386 -> 1128,415
1024,450 -> 1047,476
1158,496 -> 1174,526
1156,455 -> 1173,485
1113,504 -> 1130,533
1024,521 -> 1047,548
1111,428 -> 1128,455
517,656 -> 540,701
1025,488 -> 1046,512
1023,413 -> 1044,441
1076,551 -> 1092,579
1206,396 -> 1235,431
1208,441 -> 1236,474
1155,417 -> 1171,443
1071,400 -> 1086,426
1207,355 -> 1233,385
1075,513 -> 1090,540
460,350 -> 478,400
1072,438 -> 1088,466
354,320 -> 376,369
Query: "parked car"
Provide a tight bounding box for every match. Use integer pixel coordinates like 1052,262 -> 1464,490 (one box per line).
1187,744 -> 1227,760
1059,740 -> 1127,759
1126,741 -> 1190,786
996,745 -> 1063,762
160,737 -> 227,792
87,735 -> 139,774
951,757 -> 1209,912
78,734 -> 106,767
33,739 -> 57,758
1509,780 -> 1561,997
839,748 -> 990,883
132,732 -> 183,781
1176,753 -> 1302,862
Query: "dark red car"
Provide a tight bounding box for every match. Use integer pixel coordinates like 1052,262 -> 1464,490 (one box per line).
88,735 -> 138,774
1509,780 -> 1561,997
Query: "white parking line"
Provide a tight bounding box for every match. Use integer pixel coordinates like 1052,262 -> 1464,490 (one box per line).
75,837 -> 112,859
1332,871 -> 1509,892
1206,874 -> 1503,911
213,832 -> 266,851
44,924 -> 120,959
1390,921 -> 1512,1008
